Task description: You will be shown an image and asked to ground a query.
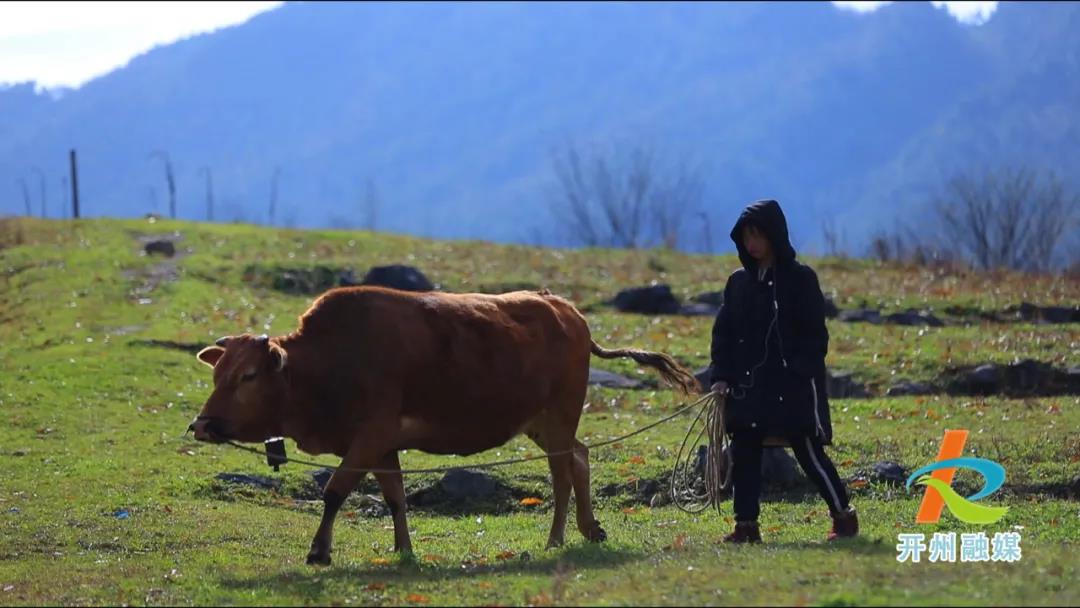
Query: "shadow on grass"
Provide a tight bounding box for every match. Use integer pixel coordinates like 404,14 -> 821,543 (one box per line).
129,338 -> 206,354
766,536 -> 895,556
216,542 -> 645,593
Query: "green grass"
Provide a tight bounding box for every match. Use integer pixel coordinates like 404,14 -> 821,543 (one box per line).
1,217 -> 1078,606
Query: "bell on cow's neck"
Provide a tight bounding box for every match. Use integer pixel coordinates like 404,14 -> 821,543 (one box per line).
265,437 -> 287,471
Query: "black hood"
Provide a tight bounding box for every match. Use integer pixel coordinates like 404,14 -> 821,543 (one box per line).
730,199 -> 797,271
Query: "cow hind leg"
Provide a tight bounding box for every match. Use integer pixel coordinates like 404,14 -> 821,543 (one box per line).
569,439 -> 606,543
526,420 -> 574,549
373,452 -> 412,554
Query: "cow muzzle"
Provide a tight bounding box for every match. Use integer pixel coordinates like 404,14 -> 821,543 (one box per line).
188,416 -> 227,443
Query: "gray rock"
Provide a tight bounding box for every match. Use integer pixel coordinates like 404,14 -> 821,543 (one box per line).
761,448 -> 803,489
826,370 -> 871,398
439,469 -> 498,499
885,310 -> 945,327
649,491 -> 670,508
359,265 -> 434,292
871,461 -> 907,486
144,240 -> 175,257
216,472 -> 280,490
886,381 -> 935,397
636,478 -> 661,500
310,467 -> 334,492
945,359 -> 1080,396
823,297 -> 840,319
694,444 -> 804,489
588,368 -> 645,389
612,284 -> 681,315
1012,302 -> 1080,324
693,444 -> 710,479
838,308 -> 883,324
692,291 -> 725,307
1039,306 -> 1077,324
970,364 -> 1002,392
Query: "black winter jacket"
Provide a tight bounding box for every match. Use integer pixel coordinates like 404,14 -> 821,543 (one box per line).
708,200 -> 834,444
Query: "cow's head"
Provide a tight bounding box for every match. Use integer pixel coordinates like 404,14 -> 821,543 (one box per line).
188,333 -> 288,443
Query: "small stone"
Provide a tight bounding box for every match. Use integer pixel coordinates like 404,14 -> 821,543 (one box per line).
871,461 -> 907,485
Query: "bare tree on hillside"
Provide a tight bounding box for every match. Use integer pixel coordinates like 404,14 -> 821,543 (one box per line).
869,167 -> 1078,273
148,150 -> 177,219
549,143 -> 703,250
936,167 -> 1077,273
822,216 -> 846,258
362,178 -> 379,231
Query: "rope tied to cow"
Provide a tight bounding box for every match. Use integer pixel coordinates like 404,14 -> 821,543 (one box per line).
217,391 -> 730,510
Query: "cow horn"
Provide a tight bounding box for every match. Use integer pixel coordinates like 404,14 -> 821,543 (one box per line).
215,336 -> 231,347
256,334 -> 269,344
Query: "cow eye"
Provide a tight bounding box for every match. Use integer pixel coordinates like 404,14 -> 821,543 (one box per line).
240,371 -> 256,382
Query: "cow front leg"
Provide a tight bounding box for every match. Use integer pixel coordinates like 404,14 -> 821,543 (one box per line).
372,452 -> 411,554
304,420 -> 400,566
306,467 -> 365,566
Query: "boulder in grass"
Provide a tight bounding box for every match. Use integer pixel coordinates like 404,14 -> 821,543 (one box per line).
588,368 -> 644,389
884,309 -> 945,327
439,469 -> 498,499
216,472 -> 280,491
886,381 -> 935,397
144,240 -> 176,257
945,359 -> 1080,396
762,448 -> 803,489
823,297 -> 840,319
1014,302 -> 1079,324
960,363 -> 1003,395
310,468 -> 334,492
871,461 -> 907,486
360,265 -> 434,292
838,308 -> 883,324
612,284 -> 681,315
826,370 -> 871,398
693,444 -> 805,489
692,291 -> 725,307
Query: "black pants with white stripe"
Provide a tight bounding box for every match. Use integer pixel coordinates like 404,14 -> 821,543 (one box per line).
731,430 -> 850,522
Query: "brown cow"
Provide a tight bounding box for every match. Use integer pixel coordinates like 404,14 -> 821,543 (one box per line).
190,286 -> 697,565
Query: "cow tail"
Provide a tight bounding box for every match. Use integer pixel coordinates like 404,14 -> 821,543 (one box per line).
590,340 -> 699,395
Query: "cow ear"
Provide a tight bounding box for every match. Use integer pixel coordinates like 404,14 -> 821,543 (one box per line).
269,342 -> 288,372
197,345 -> 226,368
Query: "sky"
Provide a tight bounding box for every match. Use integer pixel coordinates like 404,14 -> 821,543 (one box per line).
0,1 -> 999,91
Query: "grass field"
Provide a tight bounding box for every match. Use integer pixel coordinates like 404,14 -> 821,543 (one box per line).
1,217 -> 1077,606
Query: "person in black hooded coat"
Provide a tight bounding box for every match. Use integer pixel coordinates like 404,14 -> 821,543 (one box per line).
708,199 -> 858,543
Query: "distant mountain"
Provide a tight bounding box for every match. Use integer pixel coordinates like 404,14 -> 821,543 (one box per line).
1,1 -> 1078,255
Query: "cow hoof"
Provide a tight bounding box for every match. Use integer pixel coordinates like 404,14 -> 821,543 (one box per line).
545,538 -> 565,550
587,521 -> 608,543
306,550 -> 332,566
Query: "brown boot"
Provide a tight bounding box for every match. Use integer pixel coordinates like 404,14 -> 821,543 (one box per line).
827,506 -> 858,541
722,521 -> 762,544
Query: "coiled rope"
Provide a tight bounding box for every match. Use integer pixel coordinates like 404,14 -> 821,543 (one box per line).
669,390 -> 732,513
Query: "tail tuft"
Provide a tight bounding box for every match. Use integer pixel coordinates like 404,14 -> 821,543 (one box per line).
590,340 -> 699,395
